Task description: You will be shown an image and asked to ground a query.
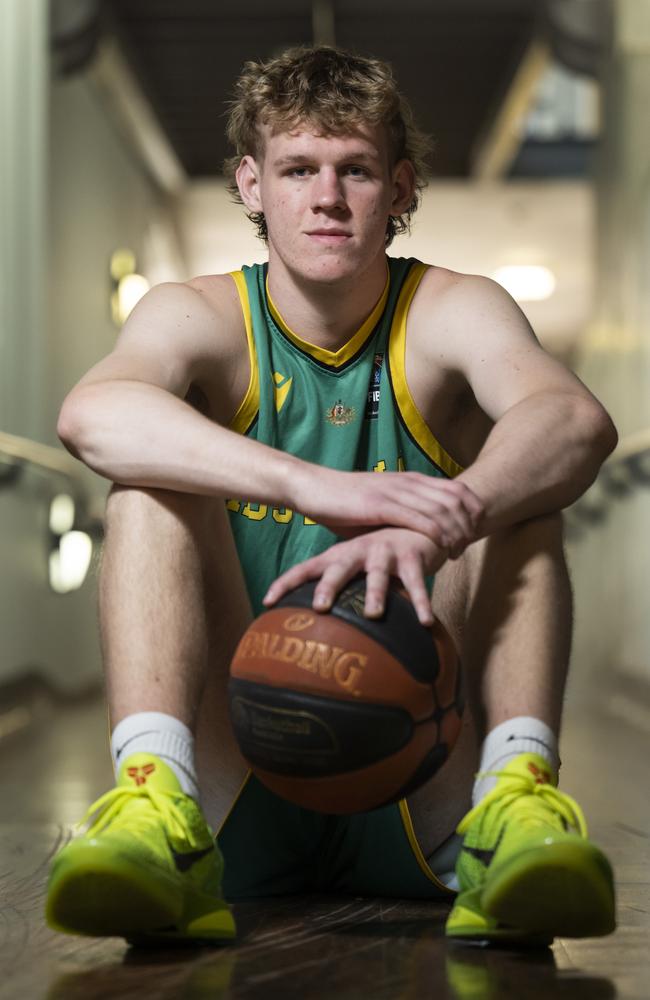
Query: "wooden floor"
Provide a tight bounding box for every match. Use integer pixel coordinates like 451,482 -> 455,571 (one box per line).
1,688 -> 648,1000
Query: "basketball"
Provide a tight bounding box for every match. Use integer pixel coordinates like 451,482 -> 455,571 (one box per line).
228,578 -> 463,814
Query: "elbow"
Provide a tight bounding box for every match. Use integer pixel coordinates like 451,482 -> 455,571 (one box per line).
577,398 -> 618,468
591,403 -> 618,461
56,401 -> 74,447
57,392 -> 91,460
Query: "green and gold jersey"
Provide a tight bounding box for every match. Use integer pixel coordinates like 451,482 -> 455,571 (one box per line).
227,256 -> 462,614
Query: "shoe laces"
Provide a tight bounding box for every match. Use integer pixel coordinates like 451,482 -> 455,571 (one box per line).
458,770 -> 588,837
77,784 -> 200,847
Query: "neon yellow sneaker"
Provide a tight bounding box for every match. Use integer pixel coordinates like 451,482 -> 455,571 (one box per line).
45,753 -> 235,945
446,753 -> 615,946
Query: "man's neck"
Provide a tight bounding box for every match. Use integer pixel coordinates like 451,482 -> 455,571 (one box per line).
266,253 -> 389,350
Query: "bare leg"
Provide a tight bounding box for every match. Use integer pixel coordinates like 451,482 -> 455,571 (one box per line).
99,485 -> 250,828
408,512 -> 572,855
457,512 -> 572,736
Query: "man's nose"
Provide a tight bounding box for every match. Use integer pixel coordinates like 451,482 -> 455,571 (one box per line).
312,168 -> 346,211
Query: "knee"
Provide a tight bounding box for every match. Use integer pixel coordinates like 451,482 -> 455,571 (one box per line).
466,513 -> 568,580
459,511 -> 567,589
433,513 -> 567,644
104,484 -> 221,536
105,484 -> 177,522
496,511 -> 566,558
470,514 -> 570,601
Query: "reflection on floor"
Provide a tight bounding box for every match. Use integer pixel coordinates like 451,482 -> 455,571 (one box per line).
0,690 -> 648,1000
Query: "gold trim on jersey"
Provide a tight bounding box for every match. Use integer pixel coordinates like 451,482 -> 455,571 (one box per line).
398,799 -> 455,895
389,264 -> 464,478
228,271 -> 260,434
266,269 -> 390,368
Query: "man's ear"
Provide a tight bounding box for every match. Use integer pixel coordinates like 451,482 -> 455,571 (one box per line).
390,159 -> 416,216
235,155 -> 263,212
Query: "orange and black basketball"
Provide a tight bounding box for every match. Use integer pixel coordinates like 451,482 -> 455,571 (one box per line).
228,578 -> 463,814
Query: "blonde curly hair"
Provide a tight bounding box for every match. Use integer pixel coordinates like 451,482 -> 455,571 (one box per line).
224,46 -> 432,246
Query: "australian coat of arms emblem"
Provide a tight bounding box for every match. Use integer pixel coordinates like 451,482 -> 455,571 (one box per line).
326,399 -> 356,426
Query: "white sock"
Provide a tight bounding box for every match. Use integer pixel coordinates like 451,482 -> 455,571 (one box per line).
111,711 -> 200,801
472,716 -> 559,806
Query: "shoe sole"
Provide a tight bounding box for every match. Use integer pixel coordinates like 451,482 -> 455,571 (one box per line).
46,845 -> 235,943
446,886 -> 553,947
482,842 -> 616,938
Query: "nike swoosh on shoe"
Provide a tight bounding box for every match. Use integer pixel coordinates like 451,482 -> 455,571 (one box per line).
169,845 -> 215,873
461,827 -> 506,867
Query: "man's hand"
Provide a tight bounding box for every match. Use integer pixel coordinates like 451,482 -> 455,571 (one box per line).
295,469 -> 484,556
263,528 -> 450,626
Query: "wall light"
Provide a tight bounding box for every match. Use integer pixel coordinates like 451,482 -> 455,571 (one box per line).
117,273 -> 150,321
49,493 -> 75,534
110,247 -> 150,326
492,265 -> 556,302
49,530 -> 93,594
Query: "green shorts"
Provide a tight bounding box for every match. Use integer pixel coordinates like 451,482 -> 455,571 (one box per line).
216,773 -> 458,900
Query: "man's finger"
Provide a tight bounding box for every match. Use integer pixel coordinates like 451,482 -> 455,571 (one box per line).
363,564 -> 391,619
263,556 -> 323,605
312,560 -> 358,611
399,556 -> 435,627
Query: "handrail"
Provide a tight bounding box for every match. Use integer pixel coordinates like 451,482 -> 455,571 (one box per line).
0,429 -> 105,531
605,427 -> 650,466
0,429 -> 83,484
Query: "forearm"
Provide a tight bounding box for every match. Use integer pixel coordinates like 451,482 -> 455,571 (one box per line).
57,380 -> 488,543
58,380 -> 305,504
456,392 -> 617,536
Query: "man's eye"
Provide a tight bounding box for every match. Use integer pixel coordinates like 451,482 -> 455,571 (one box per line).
346,166 -> 368,178
290,167 -> 311,177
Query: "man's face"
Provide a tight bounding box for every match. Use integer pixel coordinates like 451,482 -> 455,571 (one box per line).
237,123 -> 414,285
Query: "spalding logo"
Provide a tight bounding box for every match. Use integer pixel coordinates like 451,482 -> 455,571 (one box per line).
283,613 -> 315,632
236,630 -> 367,696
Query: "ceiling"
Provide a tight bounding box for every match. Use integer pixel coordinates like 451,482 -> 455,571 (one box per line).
105,0 -> 541,179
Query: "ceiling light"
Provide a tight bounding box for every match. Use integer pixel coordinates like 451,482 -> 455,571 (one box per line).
492,265 -> 556,302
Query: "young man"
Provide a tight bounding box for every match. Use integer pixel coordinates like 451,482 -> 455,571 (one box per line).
46,46 -> 617,947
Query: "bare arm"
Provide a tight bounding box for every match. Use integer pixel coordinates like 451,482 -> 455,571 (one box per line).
424,275 -> 618,535
58,280 -> 302,503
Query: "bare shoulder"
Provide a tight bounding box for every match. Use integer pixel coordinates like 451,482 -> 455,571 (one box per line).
146,272 -> 246,355
73,273 -> 249,425
414,264 -> 512,299
121,273 -> 244,348
408,265 -> 546,387
408,263 -> 595,425
185,272 -> 243,326
177,273 -> 249,420
412,266 -> 537,347
129,272 -> 247,379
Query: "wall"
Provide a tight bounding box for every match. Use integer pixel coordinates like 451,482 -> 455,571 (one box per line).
0,7 -> 185,692
0,0 -> 47,441
47,71 -> 179,452
570,0 -> 650,695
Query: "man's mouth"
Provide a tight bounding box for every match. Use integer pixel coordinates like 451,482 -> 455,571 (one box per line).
306,230 -> 351,245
